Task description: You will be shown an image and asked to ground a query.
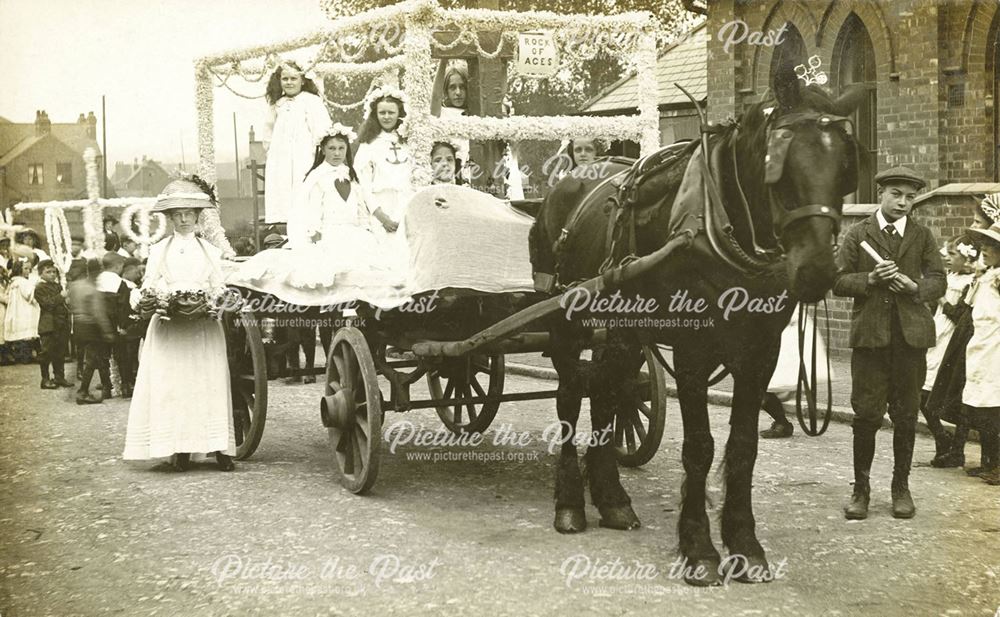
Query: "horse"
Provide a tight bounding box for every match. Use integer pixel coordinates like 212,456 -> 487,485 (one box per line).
529,67 -> 866,586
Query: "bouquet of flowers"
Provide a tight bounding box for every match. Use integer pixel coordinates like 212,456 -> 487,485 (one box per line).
138,288 -> 224,321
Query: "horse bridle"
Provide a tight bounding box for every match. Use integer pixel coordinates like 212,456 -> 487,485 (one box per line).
763,110 -> 856,241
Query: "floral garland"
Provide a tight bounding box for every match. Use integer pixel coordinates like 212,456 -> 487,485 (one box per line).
362,84 -> 411,120
317,122 -> 358,146
120,202 -> 167,257
194,66 -> 236,258
197,0 -> 661,189
43,206 -> 73,280
83,148 -> 104,255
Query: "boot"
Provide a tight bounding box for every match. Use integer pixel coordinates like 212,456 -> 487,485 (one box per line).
760,420 -> 793,438
971,431 -> 999,478
932,426 -> 967,468
52,376 -> 75,388
930,429 -> 952,462
845,428 -> 875,520
891,475 -> 916,518
76,391 -> 103,405
844,476 -> 870,520
215,452 -> 235,472
891,425 -> 916,518
170,453 -> 191,472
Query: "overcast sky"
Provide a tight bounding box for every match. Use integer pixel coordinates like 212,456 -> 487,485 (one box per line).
1,0 -> 330,168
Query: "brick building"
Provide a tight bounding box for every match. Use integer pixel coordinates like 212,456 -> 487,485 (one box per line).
699,0 -> 1000,353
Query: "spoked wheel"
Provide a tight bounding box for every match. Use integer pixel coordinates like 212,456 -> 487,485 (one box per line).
320,327 -> 382,494
428,354 -> 505,435
613,345 -> 666,467
227,309 -> 268,460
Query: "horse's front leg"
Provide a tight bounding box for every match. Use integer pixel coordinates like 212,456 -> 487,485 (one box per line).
550,325 -> 589,533
673,344 -> 723,586
720,367 -> 771,583
585,329 -> 640,530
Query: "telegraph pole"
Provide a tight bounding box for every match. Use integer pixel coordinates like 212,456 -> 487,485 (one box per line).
101,96 -> 108,198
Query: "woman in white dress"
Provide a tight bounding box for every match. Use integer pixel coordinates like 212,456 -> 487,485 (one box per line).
354,86 -> 413,272
263,60 -> 333,239
122,178 -> 235,472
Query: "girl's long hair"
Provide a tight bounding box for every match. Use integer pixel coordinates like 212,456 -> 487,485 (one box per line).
265,62 -> 321,106
305,134 -> 358,183
357,96 -> 406,145
441,67 -> 469,110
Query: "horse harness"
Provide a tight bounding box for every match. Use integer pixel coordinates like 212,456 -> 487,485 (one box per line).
547,107 -> 855,291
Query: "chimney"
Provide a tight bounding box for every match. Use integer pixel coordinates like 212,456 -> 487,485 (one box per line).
133,157 -> 138,172
35,110 -> 51,136
86,111 -> 97,139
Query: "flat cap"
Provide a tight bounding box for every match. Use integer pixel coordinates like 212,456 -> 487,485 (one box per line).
874,166 -> 925,190
263,233 -> 285,246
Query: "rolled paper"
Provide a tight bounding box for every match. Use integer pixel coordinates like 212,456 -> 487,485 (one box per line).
860,240 -> 887,264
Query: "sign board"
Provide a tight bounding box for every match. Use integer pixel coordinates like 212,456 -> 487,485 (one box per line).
515,31 -> 558,78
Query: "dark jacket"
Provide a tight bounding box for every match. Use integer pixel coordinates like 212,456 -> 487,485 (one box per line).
102,281 -> 133,333
34,280 -> 70,335
833,213 -> 946,349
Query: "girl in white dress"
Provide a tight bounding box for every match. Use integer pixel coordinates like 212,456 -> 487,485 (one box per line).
354,86 -> 413,272
123,178 -> 235,472
263,60 -> 333,238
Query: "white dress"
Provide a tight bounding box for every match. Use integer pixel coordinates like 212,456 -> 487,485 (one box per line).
963,267 -> 1000,408
282,162 -> 386,287
263,92 -> 333,227
354,131 -> 413,271
123,232 -> 235,460
923,271 -> 974,390
3,277 -> 39,342
767,304 -> 832,396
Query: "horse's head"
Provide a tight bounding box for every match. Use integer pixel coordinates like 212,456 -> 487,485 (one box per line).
759,67 -> 867,301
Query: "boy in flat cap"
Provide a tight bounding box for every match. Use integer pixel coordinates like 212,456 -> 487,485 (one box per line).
833,166 -> 946,519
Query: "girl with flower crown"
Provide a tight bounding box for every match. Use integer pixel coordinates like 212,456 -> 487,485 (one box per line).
263,60 -> 333,237
354,87 -> 413,271
123,177 -> 236,473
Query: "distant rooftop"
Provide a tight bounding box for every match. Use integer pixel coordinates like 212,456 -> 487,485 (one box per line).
581,21 -> 707,114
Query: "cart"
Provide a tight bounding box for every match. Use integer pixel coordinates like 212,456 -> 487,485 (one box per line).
222,237 -> 671,494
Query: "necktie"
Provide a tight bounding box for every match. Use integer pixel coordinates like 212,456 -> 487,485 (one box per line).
884,225 -> 901,256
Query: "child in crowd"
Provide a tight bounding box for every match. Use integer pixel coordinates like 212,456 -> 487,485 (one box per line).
73,257 -> 115,404
263,60 -> 333,238
963,223 -> 1000,484
355,86 -> 413,272
921,237 -> 978,465
34,260 -> 73,389
3,260 -> 40,364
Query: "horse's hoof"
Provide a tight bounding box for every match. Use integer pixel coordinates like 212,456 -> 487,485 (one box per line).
682,558 -> 723,587
722,553 -> 771,584
597,505 -> 641,530
554,508 -> 587,533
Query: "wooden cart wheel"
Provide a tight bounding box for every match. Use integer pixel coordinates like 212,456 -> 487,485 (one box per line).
320,327 -> 382,494
227,309 -> 268,460
614,345 -> 666,467
428,354 -> 505,435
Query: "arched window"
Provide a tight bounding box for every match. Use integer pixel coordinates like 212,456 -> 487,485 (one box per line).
769,22 -> 808,89
834,13 -> 877,203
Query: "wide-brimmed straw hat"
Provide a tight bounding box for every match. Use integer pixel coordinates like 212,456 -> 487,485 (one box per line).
152,178 -> 217,212
970,222 -> 1000,247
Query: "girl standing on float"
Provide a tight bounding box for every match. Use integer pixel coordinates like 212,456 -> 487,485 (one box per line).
122,177 -> 235,472
286,124 -> 379,378
263,60 -> 333,245
354,86 -> 413,271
